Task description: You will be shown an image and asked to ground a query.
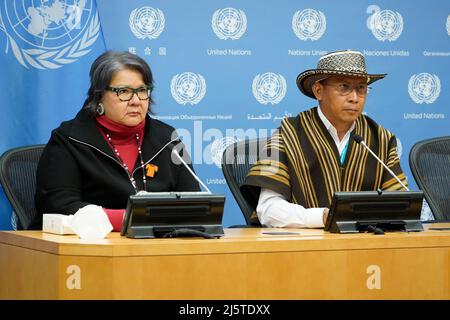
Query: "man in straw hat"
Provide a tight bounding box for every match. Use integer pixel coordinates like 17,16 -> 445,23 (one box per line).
241,50 -> 407,228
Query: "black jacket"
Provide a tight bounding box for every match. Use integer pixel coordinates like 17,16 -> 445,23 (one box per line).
33,109 -> 200,228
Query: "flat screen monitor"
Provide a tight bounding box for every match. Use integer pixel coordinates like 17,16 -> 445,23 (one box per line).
324,191 -> 424,233
120,191 -> 225,238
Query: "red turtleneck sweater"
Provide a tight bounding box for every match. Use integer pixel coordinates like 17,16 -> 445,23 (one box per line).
95,115 -> 146,231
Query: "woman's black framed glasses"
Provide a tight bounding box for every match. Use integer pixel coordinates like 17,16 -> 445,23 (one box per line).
106,85 -> 153,101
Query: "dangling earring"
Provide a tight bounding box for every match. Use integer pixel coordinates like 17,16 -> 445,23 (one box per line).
97,103 -> 105,115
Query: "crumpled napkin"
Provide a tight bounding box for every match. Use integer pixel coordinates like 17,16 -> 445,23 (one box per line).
69,205 -> 113,239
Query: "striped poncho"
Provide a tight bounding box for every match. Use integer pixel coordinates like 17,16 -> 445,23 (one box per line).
241,107 -> 407,224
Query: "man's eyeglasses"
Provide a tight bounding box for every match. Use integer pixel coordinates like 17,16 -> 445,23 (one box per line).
322,82 -> 371,97
106,85 -> 152,102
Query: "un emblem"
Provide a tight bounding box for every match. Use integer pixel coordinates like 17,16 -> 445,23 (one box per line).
292,9 -> 326,41
408,73 -> 441,104
171,72 -> 206,105
396,137 -> 403,159
366,5 -> 403,41
446,14 -> 450,36
0,0 -> 100,69
210,137 -> 240,168
129,7 -> 165,40
252,72 -> 287,105
421,199 -> 434,221
212,8 -> 247,40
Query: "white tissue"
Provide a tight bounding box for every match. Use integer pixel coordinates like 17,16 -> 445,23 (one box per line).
69,204 -> 113,239
42,214 -> 76,235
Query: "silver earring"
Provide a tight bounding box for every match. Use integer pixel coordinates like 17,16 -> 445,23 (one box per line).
97,103 -> 105,115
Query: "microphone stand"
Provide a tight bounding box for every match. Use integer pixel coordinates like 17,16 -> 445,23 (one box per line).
353,135 -> 409,191
172,148 -> 212,194
352,135 -> 409,235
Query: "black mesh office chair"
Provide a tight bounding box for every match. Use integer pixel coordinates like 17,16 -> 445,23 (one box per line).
0,145 -> 45,230
222,138 -> 269,226
409,136 -> 450,221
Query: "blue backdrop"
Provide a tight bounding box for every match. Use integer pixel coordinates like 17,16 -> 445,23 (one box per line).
1,0 -> 449,229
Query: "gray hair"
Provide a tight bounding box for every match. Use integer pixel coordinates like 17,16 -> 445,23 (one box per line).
83,51 -> 154,115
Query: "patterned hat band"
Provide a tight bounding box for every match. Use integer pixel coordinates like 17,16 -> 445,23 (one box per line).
296,50 -> 387,99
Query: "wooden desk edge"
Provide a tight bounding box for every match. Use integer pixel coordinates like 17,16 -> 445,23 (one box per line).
1,224 -> 450,257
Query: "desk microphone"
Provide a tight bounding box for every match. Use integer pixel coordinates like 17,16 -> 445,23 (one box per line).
171,146 -> 212,194
352,134 -> 409,191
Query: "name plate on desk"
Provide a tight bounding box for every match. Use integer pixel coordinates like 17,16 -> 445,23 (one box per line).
120,192 -> 225,239
324,191 -> 424,233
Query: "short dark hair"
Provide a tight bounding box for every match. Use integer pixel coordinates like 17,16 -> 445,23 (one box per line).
83,51 -> 154,114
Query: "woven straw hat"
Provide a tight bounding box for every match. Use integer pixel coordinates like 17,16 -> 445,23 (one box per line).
296,50 -> 386,99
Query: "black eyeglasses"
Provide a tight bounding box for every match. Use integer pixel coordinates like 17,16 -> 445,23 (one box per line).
106,85 -> 153,102
322,82 -> 371,97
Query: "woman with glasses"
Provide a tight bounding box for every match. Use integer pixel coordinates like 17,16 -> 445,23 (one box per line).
241,50 -> 408,229
34,51 -> 200,230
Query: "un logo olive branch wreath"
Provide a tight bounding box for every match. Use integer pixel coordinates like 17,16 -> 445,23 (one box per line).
1,12 -> 100,69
